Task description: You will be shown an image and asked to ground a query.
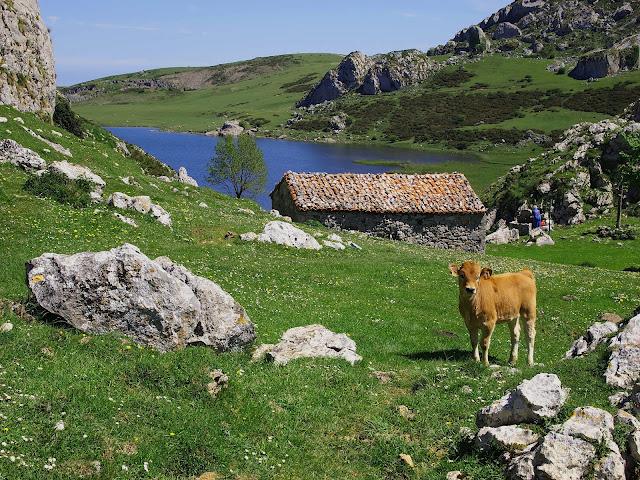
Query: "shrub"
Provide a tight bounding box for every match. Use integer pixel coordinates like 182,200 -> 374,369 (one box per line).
24,171 -> 93,208
53,97 -> 84,137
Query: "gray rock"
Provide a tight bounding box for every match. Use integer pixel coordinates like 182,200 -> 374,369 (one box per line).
565,321 -> 619,358
486,227 -> 520,245
113,213 -> 138,228
327,233 -> 343,243
493,22 -> 522,40
507,449 -> 536,480
532,432 -> 596,480
178,167 -> 198,187
206,369 -> 229,398
207,121 -> 244,137
252,324 -> 361,365
630,429 -> 640,462
606,314 -> 640,388
535,233 -> 555,246
570,34 -> 640,80
198,202 -> 208,208
27,244 -> 255,352
0,139 -> 46,172
557,406 -> 614,443
0,0 -> 56,116
240,232 -> 258,242
615,409 -> 640,431
475,426 -> 539,453
322,240 -> 346,251
256,221 -> 321,250
45,160 -> 106,201
613,4 -> 633,22
107,192 -> 172,227
454,26 -> 491,52
477,373 -> 569,427
593,445 -> 626,480
0,322 -> 13,333
22,126 -> 72,157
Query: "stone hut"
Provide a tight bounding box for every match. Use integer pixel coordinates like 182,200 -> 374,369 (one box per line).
270,172 -> 487,252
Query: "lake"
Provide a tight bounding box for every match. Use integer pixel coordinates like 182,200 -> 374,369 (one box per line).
107,127 -> 475,209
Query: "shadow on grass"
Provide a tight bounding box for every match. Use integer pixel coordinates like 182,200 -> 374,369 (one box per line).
402,348 -> 480,362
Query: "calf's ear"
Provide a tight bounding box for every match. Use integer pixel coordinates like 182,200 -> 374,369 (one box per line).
481,268 -> 493,279
449,263 -> 460,276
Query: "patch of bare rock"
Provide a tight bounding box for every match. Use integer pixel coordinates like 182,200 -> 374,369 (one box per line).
26,244 -> 256,353
178,166 -> 198,187
252,324 -> 361,365
107,192 -> 172,227
206,121 -> 244,137
0,138 -> 46,171
241,221 -> 322,250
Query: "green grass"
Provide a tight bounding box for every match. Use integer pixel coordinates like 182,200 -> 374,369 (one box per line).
487,216 -> 640,271
0,106 -> 639,479
71,54 -> 342,132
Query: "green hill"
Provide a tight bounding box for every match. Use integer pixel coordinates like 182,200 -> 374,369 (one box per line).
63,53 -> 343,132
1,105 -> 639,479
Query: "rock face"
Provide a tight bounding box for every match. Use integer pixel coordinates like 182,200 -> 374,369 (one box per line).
243,221 -> 322,250
557,407 -> 614,443
605,313 -> 640,388
488,117 -> 637,226
107,192 -> 172,227
493,22 -> 522,40
477,373 -> 569,427
178,167 -> 198,187
533,432 -> 596,480
252,324 -> 361,365
454,26 -> 491,52
0,139 -> 46,172
26,244 -> 255,352
565,321 -> 619,359
45,161 -> 106,201
0,0 -> 56,117
570,34 -> 640,80
298,50 -> 438,107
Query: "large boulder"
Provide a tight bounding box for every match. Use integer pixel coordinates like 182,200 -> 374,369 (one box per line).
26,244 -> 255,352
565,321 -> 619,359
44,160 -> 106,202
570,34 -> 640,80
454,26 -> 491,53
244,221 -> 322,250
493,22 -> 522,40
532,432 -> 595,480
486,226 -> 520,245
0,0 -> 56,117
477,373 -> 569,427
557,407 -> 614,443
107,192 -> 172,227
605,313 -> 640,388
252,324 -> 361,365
0,139 -> 46,172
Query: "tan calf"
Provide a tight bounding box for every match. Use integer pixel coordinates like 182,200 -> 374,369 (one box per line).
448,261 -> 537,366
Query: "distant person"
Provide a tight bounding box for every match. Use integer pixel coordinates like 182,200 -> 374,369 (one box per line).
532,206 -> 542,229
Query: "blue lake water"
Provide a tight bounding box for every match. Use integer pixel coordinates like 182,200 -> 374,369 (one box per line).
107,127 -> 475,209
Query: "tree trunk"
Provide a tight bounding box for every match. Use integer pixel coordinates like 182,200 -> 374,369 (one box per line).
616,184 -> 624,229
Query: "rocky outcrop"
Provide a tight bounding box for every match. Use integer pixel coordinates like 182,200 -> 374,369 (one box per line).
453,26 -> 491,53
0,139 -> 46,171
476,373 -> 569,427
26,244 -> 255,352
565,321 -> 619,359
492,22 -> 522,40
488,117 -> 638,226
486,226 -> 519,245
252,324 -> 361,365
178,167 -> 198,187
298,50 -> 439,107
0,0 -> 56,117
605,313 -> 640,389
242,221 -> 322,250
107,192 -> 172,227
206,121 -> 245,137
570,34 -> 640,80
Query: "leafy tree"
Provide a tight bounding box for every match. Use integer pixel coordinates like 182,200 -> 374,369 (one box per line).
53,96 -> 84,138
615,133 -> 640,228
208,135 -> 267,199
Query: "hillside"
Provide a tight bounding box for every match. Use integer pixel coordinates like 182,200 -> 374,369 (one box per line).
1,103 -> 640,479
62,54 -> 343,132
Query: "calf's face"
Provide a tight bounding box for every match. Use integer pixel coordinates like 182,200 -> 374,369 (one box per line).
449,261 -> 492,295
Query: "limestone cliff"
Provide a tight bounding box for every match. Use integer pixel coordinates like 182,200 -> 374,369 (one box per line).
0,0 -> 56,117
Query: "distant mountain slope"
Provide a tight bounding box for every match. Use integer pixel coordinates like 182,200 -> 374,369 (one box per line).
63,53 -> 342,132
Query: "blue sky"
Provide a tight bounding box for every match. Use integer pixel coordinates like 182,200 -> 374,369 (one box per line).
41,0 -> 507,86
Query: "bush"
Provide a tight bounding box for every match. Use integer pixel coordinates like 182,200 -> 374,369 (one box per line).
24,171 -> 93,208
53,97 -> 84,137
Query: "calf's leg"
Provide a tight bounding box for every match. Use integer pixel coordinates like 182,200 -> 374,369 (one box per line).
509,317 -> 521,365
523,313 -> 536,366
468,326 -> 480,362
480,322 -> 496,367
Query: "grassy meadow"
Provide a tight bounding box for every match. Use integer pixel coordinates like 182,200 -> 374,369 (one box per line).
69,54 -> 342,133
0,106 -> 639,479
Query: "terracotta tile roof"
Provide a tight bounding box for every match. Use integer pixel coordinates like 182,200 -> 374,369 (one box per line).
275,172 -> 486,215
